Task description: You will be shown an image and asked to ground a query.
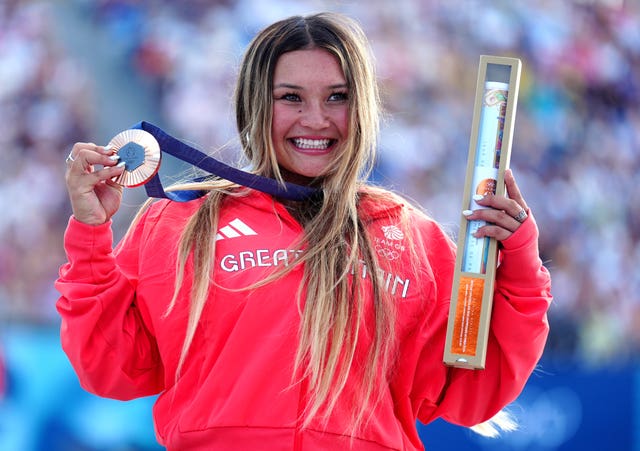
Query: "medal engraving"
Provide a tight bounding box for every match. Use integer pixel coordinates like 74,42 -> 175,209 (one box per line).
118,142 -> 146,171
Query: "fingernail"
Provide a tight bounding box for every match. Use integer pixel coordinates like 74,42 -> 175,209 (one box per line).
462,210 -> 473,217
104,144 -> 114,152
108,154 -> 120,161
472,194 -> 484,201
116,161 -> 126,168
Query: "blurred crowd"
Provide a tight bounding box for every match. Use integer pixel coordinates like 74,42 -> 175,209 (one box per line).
0,0 -> 94,322
2,0 -> 639,371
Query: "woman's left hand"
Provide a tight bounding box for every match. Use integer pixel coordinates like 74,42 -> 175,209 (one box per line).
462,169 -> 529,242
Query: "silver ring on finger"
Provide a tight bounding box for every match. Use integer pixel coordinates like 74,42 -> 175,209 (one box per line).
65,150 -> 75,164
513,209 -> 528,223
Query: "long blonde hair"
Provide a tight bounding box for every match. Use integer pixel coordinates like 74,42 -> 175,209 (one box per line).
157,13 -> 396,432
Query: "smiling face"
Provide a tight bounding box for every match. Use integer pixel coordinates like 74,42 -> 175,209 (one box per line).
271,48 -> 349,185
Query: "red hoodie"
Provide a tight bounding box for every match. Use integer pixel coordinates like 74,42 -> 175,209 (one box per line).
55,189 -> 551,450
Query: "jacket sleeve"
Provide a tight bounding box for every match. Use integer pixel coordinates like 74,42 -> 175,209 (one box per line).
55,213 -> 164,400
410,213 -> 551,427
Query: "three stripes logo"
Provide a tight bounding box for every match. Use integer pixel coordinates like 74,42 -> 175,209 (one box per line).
216,218 -> 258,241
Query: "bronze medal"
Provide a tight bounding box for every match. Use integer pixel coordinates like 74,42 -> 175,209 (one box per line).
108,129 -> 161,187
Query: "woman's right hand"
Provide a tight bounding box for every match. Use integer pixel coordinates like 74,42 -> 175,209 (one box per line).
65,143 -> 126,225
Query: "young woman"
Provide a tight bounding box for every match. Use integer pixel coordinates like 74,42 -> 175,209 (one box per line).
56,12 -> 551,451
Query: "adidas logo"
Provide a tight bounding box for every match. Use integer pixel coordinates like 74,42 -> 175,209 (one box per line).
216,218 -> 258,241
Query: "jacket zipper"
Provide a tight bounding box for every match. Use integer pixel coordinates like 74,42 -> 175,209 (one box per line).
293,376 -> 308,451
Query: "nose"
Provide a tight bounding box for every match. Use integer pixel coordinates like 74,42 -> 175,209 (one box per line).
299,102 -> 330,129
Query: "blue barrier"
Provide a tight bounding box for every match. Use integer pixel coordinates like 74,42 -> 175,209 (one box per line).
1,325 -> 637,451
418,359 -> 637,450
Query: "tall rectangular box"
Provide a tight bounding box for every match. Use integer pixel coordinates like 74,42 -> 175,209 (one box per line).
443,55 -> 521,369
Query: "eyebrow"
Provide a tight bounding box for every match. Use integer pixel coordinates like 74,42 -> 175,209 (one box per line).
273,83 -> 348,90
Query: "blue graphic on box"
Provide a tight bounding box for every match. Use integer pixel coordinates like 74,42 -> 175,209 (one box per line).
462,82 -> 509,274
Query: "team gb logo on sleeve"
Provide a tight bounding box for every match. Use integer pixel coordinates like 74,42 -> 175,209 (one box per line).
382,225 -> 404,241
375,225 -> 406,261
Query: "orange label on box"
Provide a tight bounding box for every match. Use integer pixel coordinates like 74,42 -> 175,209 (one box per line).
451,276 -> 485,356
476,178 -> 497,196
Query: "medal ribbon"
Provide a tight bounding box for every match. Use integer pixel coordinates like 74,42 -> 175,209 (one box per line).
131,121 -> 319,202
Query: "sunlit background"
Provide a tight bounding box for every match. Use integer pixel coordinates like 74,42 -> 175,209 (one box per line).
1,0 -> 638,450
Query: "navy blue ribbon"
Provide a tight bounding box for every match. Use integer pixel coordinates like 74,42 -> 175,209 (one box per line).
130,121 -> 319,202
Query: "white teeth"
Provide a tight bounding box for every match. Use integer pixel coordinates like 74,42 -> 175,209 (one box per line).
292,138 -> 331,149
